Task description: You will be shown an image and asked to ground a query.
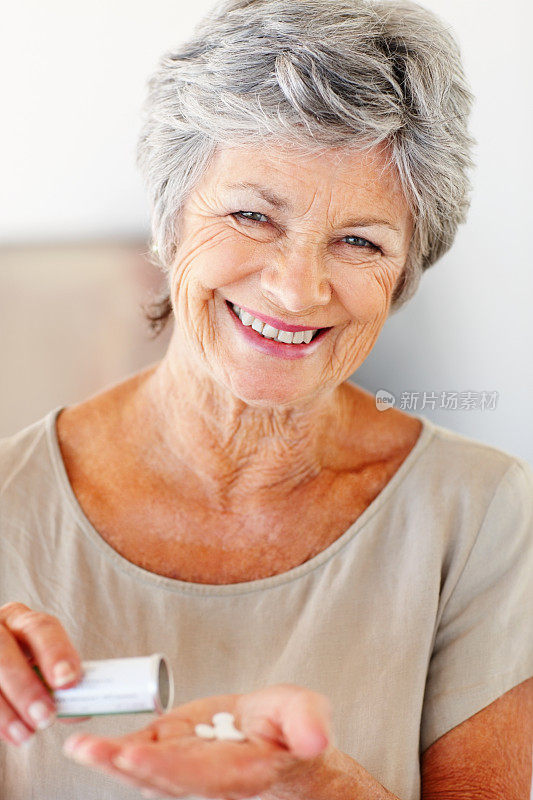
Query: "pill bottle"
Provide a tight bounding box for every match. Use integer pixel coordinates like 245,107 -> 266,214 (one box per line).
35,653 -> 174,717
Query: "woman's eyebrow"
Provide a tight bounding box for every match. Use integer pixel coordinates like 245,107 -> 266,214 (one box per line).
341,217 -> 401,233
222,182 -> 291,209
222,181 -> 401,233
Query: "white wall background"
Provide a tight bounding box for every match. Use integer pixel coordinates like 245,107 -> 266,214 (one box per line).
0,0 -> 531,464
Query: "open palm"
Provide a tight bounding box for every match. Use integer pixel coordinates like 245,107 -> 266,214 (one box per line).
63,683 -> 332,799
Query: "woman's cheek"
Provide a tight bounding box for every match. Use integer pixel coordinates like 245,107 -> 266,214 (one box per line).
334,263 -> 394,324
201,240 -> 259,290
168,229 -> 262,346
177,228 -> 261,293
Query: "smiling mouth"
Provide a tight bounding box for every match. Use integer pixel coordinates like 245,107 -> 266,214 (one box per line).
226,300 -> 330,344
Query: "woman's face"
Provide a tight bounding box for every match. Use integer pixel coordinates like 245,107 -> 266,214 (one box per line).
168,142 -> 413,407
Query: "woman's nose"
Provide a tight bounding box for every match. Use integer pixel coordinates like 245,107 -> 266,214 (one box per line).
259,243 -> 331,314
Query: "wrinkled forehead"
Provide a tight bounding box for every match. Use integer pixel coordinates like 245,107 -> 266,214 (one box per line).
198,140 -> 412,234
202,141 -> 408,211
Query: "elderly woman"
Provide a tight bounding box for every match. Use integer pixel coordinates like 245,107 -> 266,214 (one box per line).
1,0 -> 532,798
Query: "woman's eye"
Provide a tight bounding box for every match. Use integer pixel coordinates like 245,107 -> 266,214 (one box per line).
231,215 -> 379,251
343,235 -> 379,251
234,211 -> 269,223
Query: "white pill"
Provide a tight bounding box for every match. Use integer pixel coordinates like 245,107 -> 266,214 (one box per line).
211,712 -> 235,727
194,723 -> 217,739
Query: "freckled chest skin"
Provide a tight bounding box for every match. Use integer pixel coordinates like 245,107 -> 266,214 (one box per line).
55,143 -> 421,585
56,378 -> 422,585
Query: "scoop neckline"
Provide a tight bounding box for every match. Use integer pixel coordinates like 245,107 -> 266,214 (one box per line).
46,404 -> 436,597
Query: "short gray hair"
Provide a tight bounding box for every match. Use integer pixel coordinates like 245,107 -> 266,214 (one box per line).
137,0 -> 475,334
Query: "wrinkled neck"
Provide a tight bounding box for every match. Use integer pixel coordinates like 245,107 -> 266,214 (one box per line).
126,334 -> 352,512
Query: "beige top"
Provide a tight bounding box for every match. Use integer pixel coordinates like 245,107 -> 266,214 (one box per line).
0,406 -> 532,800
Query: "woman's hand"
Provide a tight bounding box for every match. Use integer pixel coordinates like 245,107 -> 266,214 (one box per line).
0,602 -> 85,746
63,683 -> 333,799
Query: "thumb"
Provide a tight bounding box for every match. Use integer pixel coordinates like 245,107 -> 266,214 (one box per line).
280,689 -> 332,760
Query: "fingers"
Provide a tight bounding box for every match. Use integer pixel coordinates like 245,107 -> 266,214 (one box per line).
280,687 -> 332,759
0,603 -> 82,689
108,736 -> 277,798
238,684 -> 332,760
63,726 -> 157,759
0,602 -> 83,746
0,620 -> 57,733
63,733 -> 182,797
0,692 -> 33,746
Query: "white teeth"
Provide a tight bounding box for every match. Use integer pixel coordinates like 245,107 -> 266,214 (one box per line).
276,330 -> 293,343
231,303 -> 318,344
261,324 -> 278,339
240,310 -> 254,326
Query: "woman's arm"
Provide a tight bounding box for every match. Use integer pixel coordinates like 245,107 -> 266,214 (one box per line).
420,678 -> 532,800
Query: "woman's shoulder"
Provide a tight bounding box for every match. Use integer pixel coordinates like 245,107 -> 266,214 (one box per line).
347,384 -> 531,504
419,415 -> 532,483
397,414 -> 533,540
0,410 -> 57,495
